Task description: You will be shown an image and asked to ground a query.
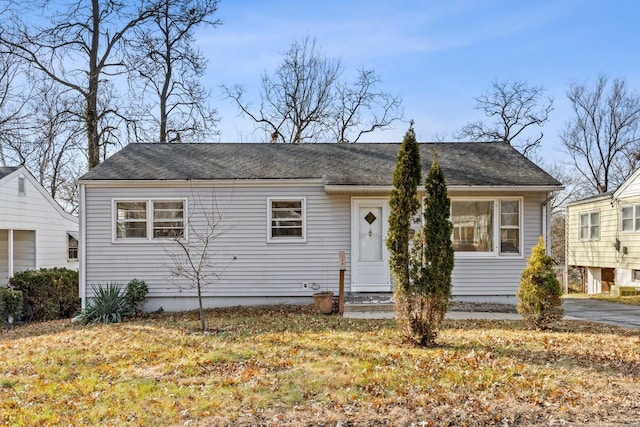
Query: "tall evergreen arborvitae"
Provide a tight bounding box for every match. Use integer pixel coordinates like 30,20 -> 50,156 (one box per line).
422,153 -> 454,301
408,153 -> 454,346
386,124 -> 422,291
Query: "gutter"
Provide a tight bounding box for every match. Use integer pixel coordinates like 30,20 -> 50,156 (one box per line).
324,184 -> 564,194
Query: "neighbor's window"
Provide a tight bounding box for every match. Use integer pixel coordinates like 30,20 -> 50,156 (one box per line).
68,234 -> 78,261
500,200 -> 520,254
580,211 -> 600,240
451,200 -> 494,252
268,198 -> 305,241
621,205 -> 640,232
633,270 -> 640,281
116,201 -> 147,239
152,200 -> 184,238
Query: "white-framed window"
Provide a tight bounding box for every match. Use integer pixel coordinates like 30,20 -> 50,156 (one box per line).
152,200 -> 185,238
499,199 -> 520,255
450,197 -> 522,256
18,176 -> 25,195
579,210 -> 600,241
116,201 -> 148,239
113,199 -> 185,241
621,205 -> 640,232
267,198 -> 306,242
633,270 -> 640,282
68,233 -> 78,261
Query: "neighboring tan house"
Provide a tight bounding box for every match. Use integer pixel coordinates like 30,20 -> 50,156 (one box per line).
0,166 -> 79,285
566,169 -> 640,295
77,142 -> 562,311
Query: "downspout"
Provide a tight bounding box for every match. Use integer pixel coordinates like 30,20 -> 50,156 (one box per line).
7,229 -> 13,280
79,183 -> 86,309
542,199 -> 548,251
564,205 -> 569,295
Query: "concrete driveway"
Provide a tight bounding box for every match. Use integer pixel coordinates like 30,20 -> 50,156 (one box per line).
563,297 -> 640,329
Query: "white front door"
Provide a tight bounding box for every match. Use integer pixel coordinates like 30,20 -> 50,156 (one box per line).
351,198 -> 391,292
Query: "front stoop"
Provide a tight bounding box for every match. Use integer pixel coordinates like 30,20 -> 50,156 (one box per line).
343,293 -> 394,314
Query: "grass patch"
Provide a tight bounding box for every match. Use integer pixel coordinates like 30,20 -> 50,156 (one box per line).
590,294 -> 640,306
568,293 -> 640,306
2,305 -> 640,426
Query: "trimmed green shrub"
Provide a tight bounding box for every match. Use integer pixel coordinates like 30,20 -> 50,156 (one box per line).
9,268 -> 80,321
78,283 -> 129,324
125,279 -> 148,317
517,236 -> 564,329
0,287 -> 23,323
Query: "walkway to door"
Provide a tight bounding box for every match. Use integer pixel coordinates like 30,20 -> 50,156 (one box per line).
344,295 -> 640,330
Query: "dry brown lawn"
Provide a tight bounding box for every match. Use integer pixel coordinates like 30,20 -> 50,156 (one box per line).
1,305 -> 639,426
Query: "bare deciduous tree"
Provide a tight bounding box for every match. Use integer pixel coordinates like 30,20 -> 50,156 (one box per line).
166,194 -> 235,331
562,75 -> 640,194
0,0 -> 160,168
0,53 -> 30,166
332,68 -> 402,143
127,0 -> 221,143
223,36 -> 402,143
457,80 -> 553,157
0,69 -> 84,212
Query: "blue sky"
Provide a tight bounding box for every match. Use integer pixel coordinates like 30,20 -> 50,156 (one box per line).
199,0 -> 640,165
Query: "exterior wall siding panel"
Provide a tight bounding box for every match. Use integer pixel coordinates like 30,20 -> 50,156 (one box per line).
84,185 -> 352,299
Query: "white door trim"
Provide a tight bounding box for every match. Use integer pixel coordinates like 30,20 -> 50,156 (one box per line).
350,197 -> 391,292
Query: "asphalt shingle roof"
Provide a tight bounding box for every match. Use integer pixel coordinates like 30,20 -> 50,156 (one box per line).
78,142 -> 561,187
0,166 -> 19,180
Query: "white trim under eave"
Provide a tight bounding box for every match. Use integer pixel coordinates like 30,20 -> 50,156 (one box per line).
324,184 -> 564,194
76,178 -> 326,188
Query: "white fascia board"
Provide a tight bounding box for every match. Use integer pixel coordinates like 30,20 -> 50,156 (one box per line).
324,184 -> 563,194
77,178 -> 326,188
565,193 -> 613,208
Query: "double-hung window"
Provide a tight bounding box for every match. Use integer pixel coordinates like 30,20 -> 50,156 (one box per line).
621,205 -> 640,232
579,211 -> 600,240
68,233 -> 78,261
499,200 -> 520,254
268,198 -> 306,242
450,198 -> 521,256
153,201 -> 185,238
114,199 -> 185,241
116,201 -> 148,239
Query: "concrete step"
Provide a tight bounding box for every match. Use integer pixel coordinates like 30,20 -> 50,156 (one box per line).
343,302 -> 395,313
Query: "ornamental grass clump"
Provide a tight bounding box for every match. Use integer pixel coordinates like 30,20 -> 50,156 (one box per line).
78,283 -> 130,324
517,236 -> 563,329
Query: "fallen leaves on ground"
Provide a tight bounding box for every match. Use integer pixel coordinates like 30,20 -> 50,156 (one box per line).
1,305 -> 639,426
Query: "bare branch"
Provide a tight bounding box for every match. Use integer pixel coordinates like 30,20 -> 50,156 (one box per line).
457,79 -> 553,157
223,36 -> 402,143
561,75 -> 640,194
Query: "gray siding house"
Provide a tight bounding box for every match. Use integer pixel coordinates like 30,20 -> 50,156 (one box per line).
77,142 -> 562,311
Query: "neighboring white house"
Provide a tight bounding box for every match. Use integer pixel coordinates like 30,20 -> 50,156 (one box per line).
0,166 -> 79,285
566,168 -> 640,295
77,142 -> 562,311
